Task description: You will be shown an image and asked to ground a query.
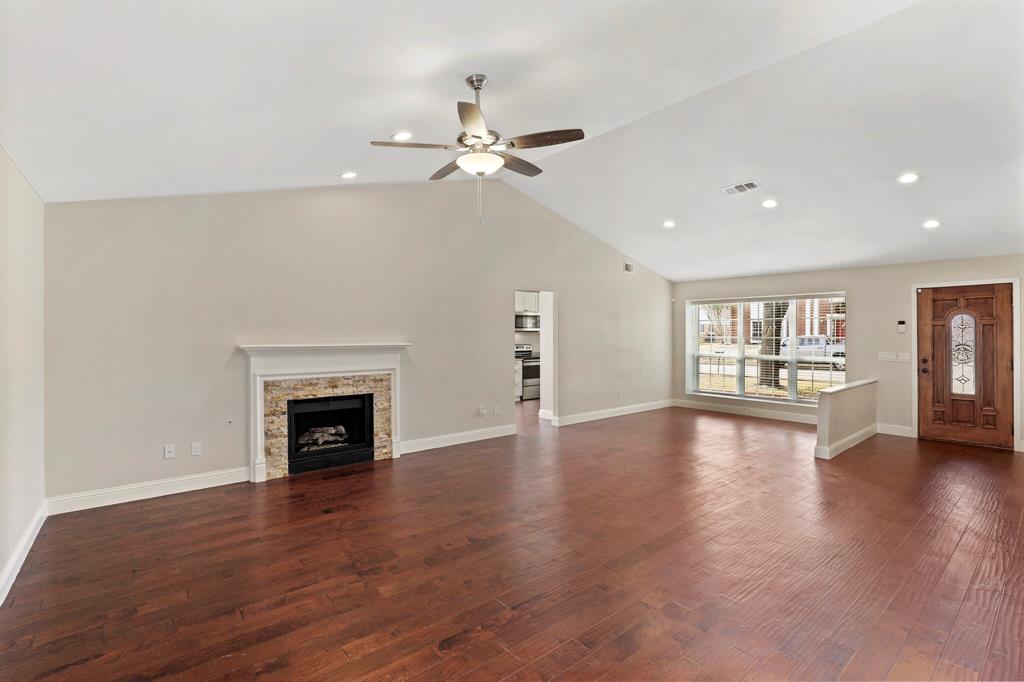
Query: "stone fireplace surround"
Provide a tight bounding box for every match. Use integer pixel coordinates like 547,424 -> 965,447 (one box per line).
239,344 -> 409,482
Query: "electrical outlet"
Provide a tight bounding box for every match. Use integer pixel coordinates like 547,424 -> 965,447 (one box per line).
477,406 -> 486,417
492,404 -> 500,415
617,388 -> 623,398
191,441 -> 202,456
163,444 -> 176,459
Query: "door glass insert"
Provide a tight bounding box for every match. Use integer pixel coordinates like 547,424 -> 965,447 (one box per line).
950,313 -> 976,395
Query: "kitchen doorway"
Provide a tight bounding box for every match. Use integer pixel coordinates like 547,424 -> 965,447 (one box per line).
514,289 -> 558,422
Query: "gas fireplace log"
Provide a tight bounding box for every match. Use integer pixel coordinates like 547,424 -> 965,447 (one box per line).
297,425 -> 349,446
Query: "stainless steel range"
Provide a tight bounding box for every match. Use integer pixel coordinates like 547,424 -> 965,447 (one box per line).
515,344 -> 540,401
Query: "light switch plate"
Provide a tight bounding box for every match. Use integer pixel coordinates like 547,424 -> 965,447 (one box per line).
898,352 -> 911,362
878,351 -> 898,362
191,441 -> 202,456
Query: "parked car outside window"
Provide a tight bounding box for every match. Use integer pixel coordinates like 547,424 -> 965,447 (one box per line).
780,335 -> 845,369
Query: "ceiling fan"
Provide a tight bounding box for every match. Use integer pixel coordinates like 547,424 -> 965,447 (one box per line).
370,74 -> 584,181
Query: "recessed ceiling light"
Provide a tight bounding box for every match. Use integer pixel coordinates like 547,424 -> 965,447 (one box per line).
922,219 -> 941,229
662,219 -> 676,229
898,171 -> 920,184
761,199 -> 778,208
391,131 -> 413,141
341,171 -> 357,179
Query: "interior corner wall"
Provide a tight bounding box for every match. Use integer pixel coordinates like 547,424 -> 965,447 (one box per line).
0,146 -> 46,600
43,180 -> 673,498
672,254 -> 1024,432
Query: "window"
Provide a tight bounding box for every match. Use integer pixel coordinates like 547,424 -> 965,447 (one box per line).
689,294 -> 847,403
749,319 -> 763,342
950,313 -> 975,395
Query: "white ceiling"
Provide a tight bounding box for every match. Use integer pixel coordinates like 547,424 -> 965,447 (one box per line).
2,0 -> 910,203
3,1 -> 1020,281
506,0 -> 1024,280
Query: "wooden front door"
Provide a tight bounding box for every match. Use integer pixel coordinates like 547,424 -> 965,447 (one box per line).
917,283 -> 1013,449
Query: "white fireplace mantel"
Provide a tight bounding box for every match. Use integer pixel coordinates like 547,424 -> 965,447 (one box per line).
239,343 -> 410,482
240,342 -> 412,357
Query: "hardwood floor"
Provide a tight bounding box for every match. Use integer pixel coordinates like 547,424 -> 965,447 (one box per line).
2,402 -> 1023,680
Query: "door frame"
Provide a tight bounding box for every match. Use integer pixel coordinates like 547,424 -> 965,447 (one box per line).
910,277 -> 1021,450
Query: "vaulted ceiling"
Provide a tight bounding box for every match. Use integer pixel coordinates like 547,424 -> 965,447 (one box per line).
2,1 -> 1020,280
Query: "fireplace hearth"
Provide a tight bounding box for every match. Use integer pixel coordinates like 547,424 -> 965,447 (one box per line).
287,393 -> 374,473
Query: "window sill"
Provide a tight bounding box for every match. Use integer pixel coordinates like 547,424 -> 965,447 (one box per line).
684,390 -> 818,409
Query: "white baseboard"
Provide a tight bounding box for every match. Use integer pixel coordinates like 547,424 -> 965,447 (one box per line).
538,409 -> 552,421
395,423 -> 516,456
877,423 -> 915,438
673,399 -> 817,425
815,423 -> 878,460
0,500 -> 47,607
551,400 -> 675,427
47,467 -> 250,515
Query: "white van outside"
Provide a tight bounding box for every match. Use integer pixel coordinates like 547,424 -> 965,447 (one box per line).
779,335 -> 846,369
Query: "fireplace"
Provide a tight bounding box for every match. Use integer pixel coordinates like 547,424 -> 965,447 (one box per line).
287,393 -> 374,474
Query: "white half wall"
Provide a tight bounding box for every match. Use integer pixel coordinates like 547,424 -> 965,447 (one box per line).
815,379 -> 878,459
44,181 -> 673,497
0,147 -> 46,604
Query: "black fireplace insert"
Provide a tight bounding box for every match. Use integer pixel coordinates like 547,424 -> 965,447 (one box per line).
287,394 -> 374,474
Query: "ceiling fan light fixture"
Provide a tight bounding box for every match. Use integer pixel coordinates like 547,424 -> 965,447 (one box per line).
391,131 -> 413,141
456,152 -> 504,176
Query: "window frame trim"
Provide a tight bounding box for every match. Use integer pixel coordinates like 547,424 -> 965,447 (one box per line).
685,292 -> 847,405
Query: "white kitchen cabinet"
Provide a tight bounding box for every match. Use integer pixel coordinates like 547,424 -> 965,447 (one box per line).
515,290 -> 540,313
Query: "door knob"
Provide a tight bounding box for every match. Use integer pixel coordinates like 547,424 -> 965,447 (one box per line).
920,368 -> 929,374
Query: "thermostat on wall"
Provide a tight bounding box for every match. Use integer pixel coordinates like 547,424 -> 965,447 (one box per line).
897,320 -> 907,334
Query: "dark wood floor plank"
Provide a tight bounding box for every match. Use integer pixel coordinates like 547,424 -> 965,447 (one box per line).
2,402 -> 1022,680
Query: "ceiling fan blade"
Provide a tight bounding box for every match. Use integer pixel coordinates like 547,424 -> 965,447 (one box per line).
495,152 -> 542,177
429,159 -> 461,181
371,141 -> 461,150
504,129 -> 584,149
457,101 -> 489,138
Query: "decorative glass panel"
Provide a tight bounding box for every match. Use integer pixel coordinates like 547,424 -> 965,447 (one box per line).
950,313 -> 976,395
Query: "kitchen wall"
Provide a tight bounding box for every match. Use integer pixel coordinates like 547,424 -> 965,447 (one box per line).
45,180 -> 673,497
0,147 -> 46,599
514,331 -> 539,347
672,254 -> 1024,433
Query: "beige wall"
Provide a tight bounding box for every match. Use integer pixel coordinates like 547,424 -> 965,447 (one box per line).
0,147 -> 46,583
673,255 -> 1024,434
44,181 -> 672,496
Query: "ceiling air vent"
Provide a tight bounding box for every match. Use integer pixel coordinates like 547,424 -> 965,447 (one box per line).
721,180 -> 761,196
623,261 -> 635,273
